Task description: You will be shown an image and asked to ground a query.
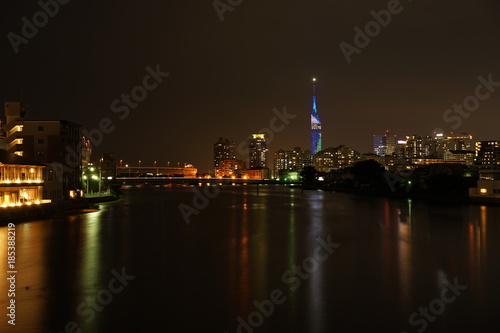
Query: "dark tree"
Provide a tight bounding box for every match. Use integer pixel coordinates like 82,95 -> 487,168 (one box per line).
300,166 -> 317,182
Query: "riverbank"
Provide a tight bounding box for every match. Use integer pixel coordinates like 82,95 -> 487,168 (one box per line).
0,195 -> 119,225
297,184 -> 500,206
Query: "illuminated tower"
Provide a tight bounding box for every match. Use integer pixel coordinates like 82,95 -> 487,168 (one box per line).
311,78 -> 322,155
249,134 -> 268,168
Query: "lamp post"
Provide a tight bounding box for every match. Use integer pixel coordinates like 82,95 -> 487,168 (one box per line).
91,175 -> 98,193
89,167 -> 95,193
99,158 -> 103,193
83,175 -> 88,193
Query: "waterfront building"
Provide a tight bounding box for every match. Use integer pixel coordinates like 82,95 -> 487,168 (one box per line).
470,170 -> 500,199
246,167 -> 271,180
116,165 -> 197,178
0,149 -> 45,207
5,102 -> 82,200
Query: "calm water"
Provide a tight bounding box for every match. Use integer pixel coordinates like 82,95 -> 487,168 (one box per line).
1,184 -> 499,332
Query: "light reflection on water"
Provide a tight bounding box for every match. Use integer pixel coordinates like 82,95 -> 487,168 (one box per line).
0,185 -> 499,332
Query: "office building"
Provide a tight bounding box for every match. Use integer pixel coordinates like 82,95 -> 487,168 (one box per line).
374,130 -> 397,156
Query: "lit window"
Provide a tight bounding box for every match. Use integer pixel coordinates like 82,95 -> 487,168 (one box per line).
480,189 -> 488,194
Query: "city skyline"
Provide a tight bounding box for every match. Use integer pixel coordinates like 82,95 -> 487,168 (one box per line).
2,1 -> 500,173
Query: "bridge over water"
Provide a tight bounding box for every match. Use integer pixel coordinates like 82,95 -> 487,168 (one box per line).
113,177 -> 300,186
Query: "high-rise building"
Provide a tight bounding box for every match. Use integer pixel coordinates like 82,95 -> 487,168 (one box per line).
249,134 -> 268,168
311,78 -> 322,155
213,137 -> 235,169
475,141 -> 500,168
405,135 -> 435,158
373,130 -> 397,156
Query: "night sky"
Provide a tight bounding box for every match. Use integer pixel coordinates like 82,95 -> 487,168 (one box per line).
2,0 -> 500,173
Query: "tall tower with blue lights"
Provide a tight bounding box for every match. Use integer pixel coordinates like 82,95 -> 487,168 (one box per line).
311,78 -> 322,155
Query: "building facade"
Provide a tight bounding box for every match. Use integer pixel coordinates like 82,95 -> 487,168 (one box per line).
273,147 -> 312,174
249,134 -> 268,168
5,102 -> 82,200
0,150 -> 45,207
314,145 -> 360,172
475,141 -> 500,168
213,137 -> 236,169
214,159 -> 244,177
443,150 -> 475,165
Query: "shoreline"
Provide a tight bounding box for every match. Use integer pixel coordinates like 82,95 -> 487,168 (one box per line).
297,185 -> 500,206
0,195 -> 119,225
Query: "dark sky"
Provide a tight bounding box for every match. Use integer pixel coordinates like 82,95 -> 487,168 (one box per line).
2,0 -> 500,173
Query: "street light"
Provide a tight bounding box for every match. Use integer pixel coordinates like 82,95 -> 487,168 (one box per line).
138,160 -> 142,168
83,175 -> 89,193
91,174 -> 98,193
